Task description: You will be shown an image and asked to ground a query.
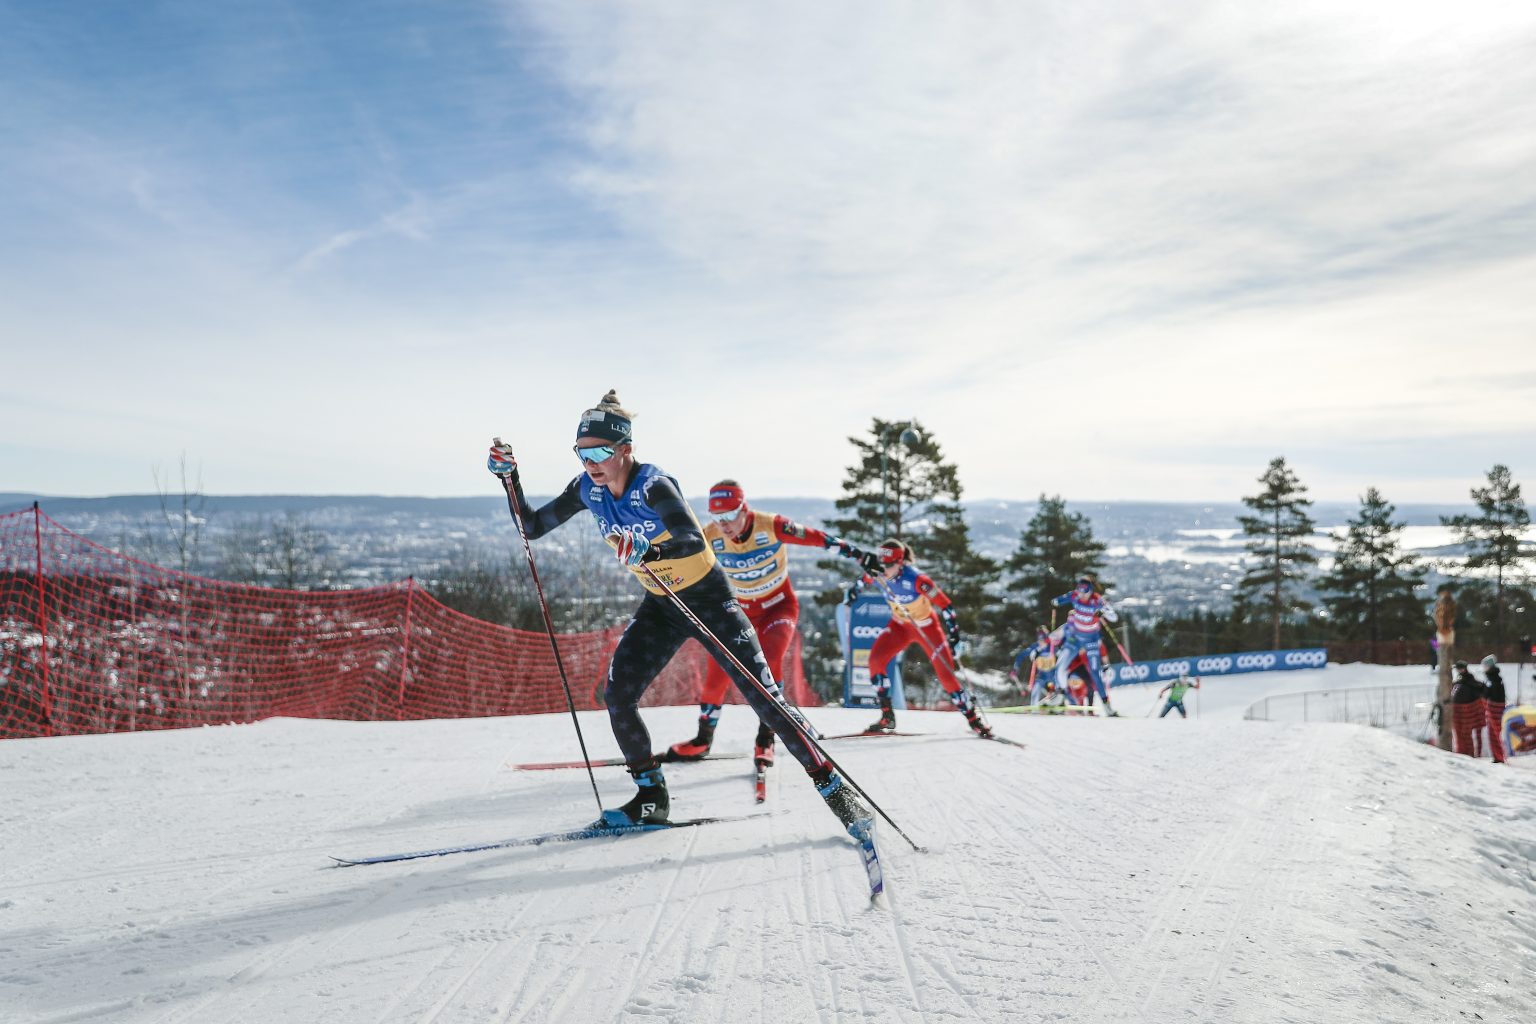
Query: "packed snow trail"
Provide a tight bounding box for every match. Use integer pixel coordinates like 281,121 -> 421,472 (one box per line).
2,666 -> 1533,1023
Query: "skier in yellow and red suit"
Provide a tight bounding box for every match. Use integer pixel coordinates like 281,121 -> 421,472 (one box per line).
665,480 -> 875,766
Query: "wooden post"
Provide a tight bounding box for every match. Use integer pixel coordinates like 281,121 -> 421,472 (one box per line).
1434,586 -> 1457,751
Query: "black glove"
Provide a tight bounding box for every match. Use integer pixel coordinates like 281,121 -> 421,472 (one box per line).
857,550 -> 882,574
842,581 -> 862,606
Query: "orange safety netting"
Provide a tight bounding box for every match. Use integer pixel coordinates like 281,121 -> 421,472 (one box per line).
0,507 -> 813,740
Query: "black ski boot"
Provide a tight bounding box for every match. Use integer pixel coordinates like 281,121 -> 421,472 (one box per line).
865,698 -> 896,734
949,687 -> 992,738
596,757 -> 670,827
813,770 -> 874,842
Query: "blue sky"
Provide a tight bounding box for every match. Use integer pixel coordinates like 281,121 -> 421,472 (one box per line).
2,1 -> 1534,504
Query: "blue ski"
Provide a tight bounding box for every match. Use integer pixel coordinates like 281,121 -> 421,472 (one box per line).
850,820 -> 884,898
330,813 -> 769,867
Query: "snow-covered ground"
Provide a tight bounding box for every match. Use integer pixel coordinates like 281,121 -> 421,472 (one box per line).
4,664 -> 1534,1023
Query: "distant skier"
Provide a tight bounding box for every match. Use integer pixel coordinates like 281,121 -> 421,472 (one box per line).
1449,660 -> 1486,758
1156,676 -> 1200,718
1482,655 -> 1507,764
845,539 -> 991,737
1008,624 -> 1059,704
486,390 -> 873,840
1051,576 -> 1121,717
665,479 -> 873,766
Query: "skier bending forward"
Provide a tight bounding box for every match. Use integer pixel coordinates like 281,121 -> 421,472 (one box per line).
487,390 -> 872,840
847,539 -> 991,737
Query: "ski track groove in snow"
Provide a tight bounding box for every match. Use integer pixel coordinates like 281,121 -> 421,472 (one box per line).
416,938 -> 505,1024
947,727 -> 1137,1015
504,884 -> 618,1022
1193,732 -> 1326,1021
611,822 -> 702,1022
1126,730 -> 1317,1021
373,856 -> 554,1024
879,877 -> 933,1019
966,763 -> 1146,1021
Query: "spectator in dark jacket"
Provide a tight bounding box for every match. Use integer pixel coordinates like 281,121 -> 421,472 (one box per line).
1449,661 -> 1487,757
1482,655 -> 1507,764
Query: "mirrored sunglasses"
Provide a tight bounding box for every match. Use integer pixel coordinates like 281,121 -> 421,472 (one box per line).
574,444 -> 619,464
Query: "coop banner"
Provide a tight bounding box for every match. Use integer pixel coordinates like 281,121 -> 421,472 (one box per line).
837,593 -> 906,709
1104,648 -> 1327,687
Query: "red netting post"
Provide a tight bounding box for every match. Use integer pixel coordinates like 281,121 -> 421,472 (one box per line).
32,502 -> 56,737
396,577 -> 416,721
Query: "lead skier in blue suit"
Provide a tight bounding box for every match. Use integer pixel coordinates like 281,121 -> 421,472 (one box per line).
488,389 -> 873,840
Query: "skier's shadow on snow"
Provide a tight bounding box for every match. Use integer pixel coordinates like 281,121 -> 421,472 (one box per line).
329,763 -> 784,835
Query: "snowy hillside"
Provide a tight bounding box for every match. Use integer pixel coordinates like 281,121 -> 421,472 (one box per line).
4,665 -> 1533,1023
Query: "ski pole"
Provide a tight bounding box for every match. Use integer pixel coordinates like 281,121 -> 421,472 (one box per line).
1103,621 -> 1134,665
495,454 -> 603,813
638,562 -> 923,852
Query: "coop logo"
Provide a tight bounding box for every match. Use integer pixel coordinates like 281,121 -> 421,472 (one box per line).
852,625 -> 884,639
1284,650 -> 1327,667
1197,656 -> 1233,673
1236,653 -> 1277,670
1118,663 -> 1151,682
1156,660 -> 1191,678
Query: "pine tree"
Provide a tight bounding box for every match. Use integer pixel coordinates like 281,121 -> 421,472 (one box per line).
1236,457 -> 1318,650
1000,495 -> 1109,627
1319,488 -> 1428,659
824,418 -> 949,545
821,417 -> 998,648
1441,464 -> 1531,648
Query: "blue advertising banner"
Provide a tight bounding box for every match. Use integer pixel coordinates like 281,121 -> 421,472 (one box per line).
1102,648 -> 1328,687
837,593 -> 906,708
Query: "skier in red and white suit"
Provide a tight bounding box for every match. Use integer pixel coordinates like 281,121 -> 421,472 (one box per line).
847,540 -> 992,738
666,480 -> 873,766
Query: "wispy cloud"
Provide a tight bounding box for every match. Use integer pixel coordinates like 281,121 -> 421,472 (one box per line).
521,2 -> 1536,308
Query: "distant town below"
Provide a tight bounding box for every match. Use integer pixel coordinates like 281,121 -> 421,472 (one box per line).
3,492 -> 1474,616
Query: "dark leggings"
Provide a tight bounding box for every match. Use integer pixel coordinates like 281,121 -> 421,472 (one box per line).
606,570 -> 828,773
